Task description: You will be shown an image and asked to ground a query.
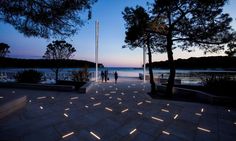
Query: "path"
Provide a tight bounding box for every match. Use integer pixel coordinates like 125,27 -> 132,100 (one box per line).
0,78 -> 235,141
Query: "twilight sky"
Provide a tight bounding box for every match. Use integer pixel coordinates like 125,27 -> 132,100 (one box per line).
0,0 -> 236,67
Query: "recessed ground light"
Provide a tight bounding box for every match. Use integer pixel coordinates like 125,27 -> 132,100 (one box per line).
201,108 -> 204,113
69,102 -> 73,104
40,106 -> 43,109
51,96 -> 55,99
117,97 -> 122,101
105,107 -> 113,112
121,92 -> 125,95
37,96 -> 46,99
161,109 -> 169,113
85,105 -> 89,108
162,131 -> 170,135
227,109 -> 231,112
133,96 -> 136,98
90,131 -> 101,140
119,102 -> 122,105
116,88 -> 118,90
96,91 -> 98,93
64,113 -> 68,117
133,91 -> 138,93
104,93 -> 110,96
137,102 -> 143,105
167,104 -> 170,106
93,102 -> 101,106
174,114 -> 178,119
70,97 -> 78,100
197,127 -> 211,133
29,100 -> 31,103
0,96 -> 4,99
145,100 -> 151,103
62,132 -> 74,138
65,108 -> 70,111
151,116 -> 164,122
195,113 -> 202,116
129,128 -> 137,135
109,86 -> 113,88
138,112 -> 143,115
234,122 -> 236,125
12,91 -> 15,94
110,91 -> 116,94
121,108 -> 129,113
90,97 -> 95,100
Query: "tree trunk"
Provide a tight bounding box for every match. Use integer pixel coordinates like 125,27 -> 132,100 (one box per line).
166,34 -> 175,97
55,68 -> 59,83
147,35 -> 156,94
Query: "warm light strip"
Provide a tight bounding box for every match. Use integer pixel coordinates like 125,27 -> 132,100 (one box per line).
62,132 -> 74,138
70,97 -> 78,100
121,108 -> 129,113
161,109 -> 169,113
93,102 -> 101,106
37,96 -> 46,99
105,107 -> 113,112
117,98 -> 122,101
65,108 -> 70,111
90,131 -> 101,140
162,131 -> 170,135
151,116 -> 164,122
138,112 -> 143,115
90,97 -> 95,100
40,106 -> 43,109
197,127 -> 211,132
64,113 -> 68,117
129,128 -> 137,135
174,114 -> 178,119
201,108 -> 204,113
145,100 -> 151,103
195,113 -> 202,116
137,102 -> 143,105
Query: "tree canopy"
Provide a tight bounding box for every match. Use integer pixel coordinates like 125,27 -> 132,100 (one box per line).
225,32 -> 236,57
0,0 -> 97,38
0,43 -> 10,57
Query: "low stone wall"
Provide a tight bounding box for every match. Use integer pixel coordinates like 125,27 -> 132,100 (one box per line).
78,82 -> 94,94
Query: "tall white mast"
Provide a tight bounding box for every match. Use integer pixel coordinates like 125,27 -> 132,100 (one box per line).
95,21 -> 99,82
143,47 -> 146,83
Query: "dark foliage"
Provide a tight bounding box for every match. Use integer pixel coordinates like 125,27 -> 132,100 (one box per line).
15,70 -> 43,83
0,43 -> 10,57
0,0 -> 97,38
72,67 -> 90,82
148,56 -> 236,69
0,57 -> 104,68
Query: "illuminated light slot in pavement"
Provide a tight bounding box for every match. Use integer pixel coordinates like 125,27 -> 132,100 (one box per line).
116,88 -> 118,90
129,128 -> 137,135
145,100 -> 151,103
137,102 -> 143,105
109,86 -> 113,88
138,112 -> 143,115
119,102 -> 122,105
131,84 -> 136,86
105,107 -> 113,112
201,108 -> 204,113
128,86 -> 130,88
227,109 -> 231,112
142,89 -> 145,91
96,91 -> 98,93
90,131 -> 101,140
174,114 -> 178,119
167,104 -> 170,106
121,108 -> 129,113
121,92 -> 125,95
93,102 -> 101,106
104,94 -> 110,96
62,132 -> 74,138
110,91 -> 116,94
161,109 -> 169,113
51,96 -> 55,99
37,96 -> 46,100
0,96 -> 4,99
117,98 -> 122,101
109,97 -> 112,99
197,127 -> 211,133
69,102 -> 73,104
29,100 -> 32,103
70,97 -> 78,100
65,108 -> 70,111
162,131 -> 170,135
195,113 -> 202,116
133,91 -> 138,93
40,106 -> 43,110
12,91 -> 15,94
133,96 -> 136,99
85,105 -> 89,108
234,122 -> 236,125
151,116 -> 164,122
90,97 -> 95,100
64,113 -> 68,117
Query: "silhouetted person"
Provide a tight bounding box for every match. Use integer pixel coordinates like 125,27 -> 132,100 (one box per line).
101,71 -> 105,82
114,71 -> 118,83
105,70 -> 108,82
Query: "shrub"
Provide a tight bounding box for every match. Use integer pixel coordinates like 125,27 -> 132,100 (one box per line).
72,66 -> 90,82
15,70 -> 43,83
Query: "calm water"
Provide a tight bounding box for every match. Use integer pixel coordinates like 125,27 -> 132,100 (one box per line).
1,67 -> 236,85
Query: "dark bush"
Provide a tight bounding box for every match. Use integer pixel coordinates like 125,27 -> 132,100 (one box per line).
71,67 -> 90,82
15,70 -> 43,83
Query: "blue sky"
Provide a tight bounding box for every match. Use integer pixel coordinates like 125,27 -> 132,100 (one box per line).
0,0 -> 236,67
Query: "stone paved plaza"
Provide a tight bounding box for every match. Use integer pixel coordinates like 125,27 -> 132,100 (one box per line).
0,78 -> 236,141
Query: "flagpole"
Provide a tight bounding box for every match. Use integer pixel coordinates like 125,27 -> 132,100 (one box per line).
143,47 -> 146,83
95,21 -> 99,82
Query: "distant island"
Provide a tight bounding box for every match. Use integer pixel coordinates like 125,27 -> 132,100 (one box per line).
146,56 -> 236,69
0,57 -> 104,68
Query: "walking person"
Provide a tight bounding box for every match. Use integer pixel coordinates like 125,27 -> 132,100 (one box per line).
114,71 -> 118,83
101,71 -> 105,82
104,70 -> 108,82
